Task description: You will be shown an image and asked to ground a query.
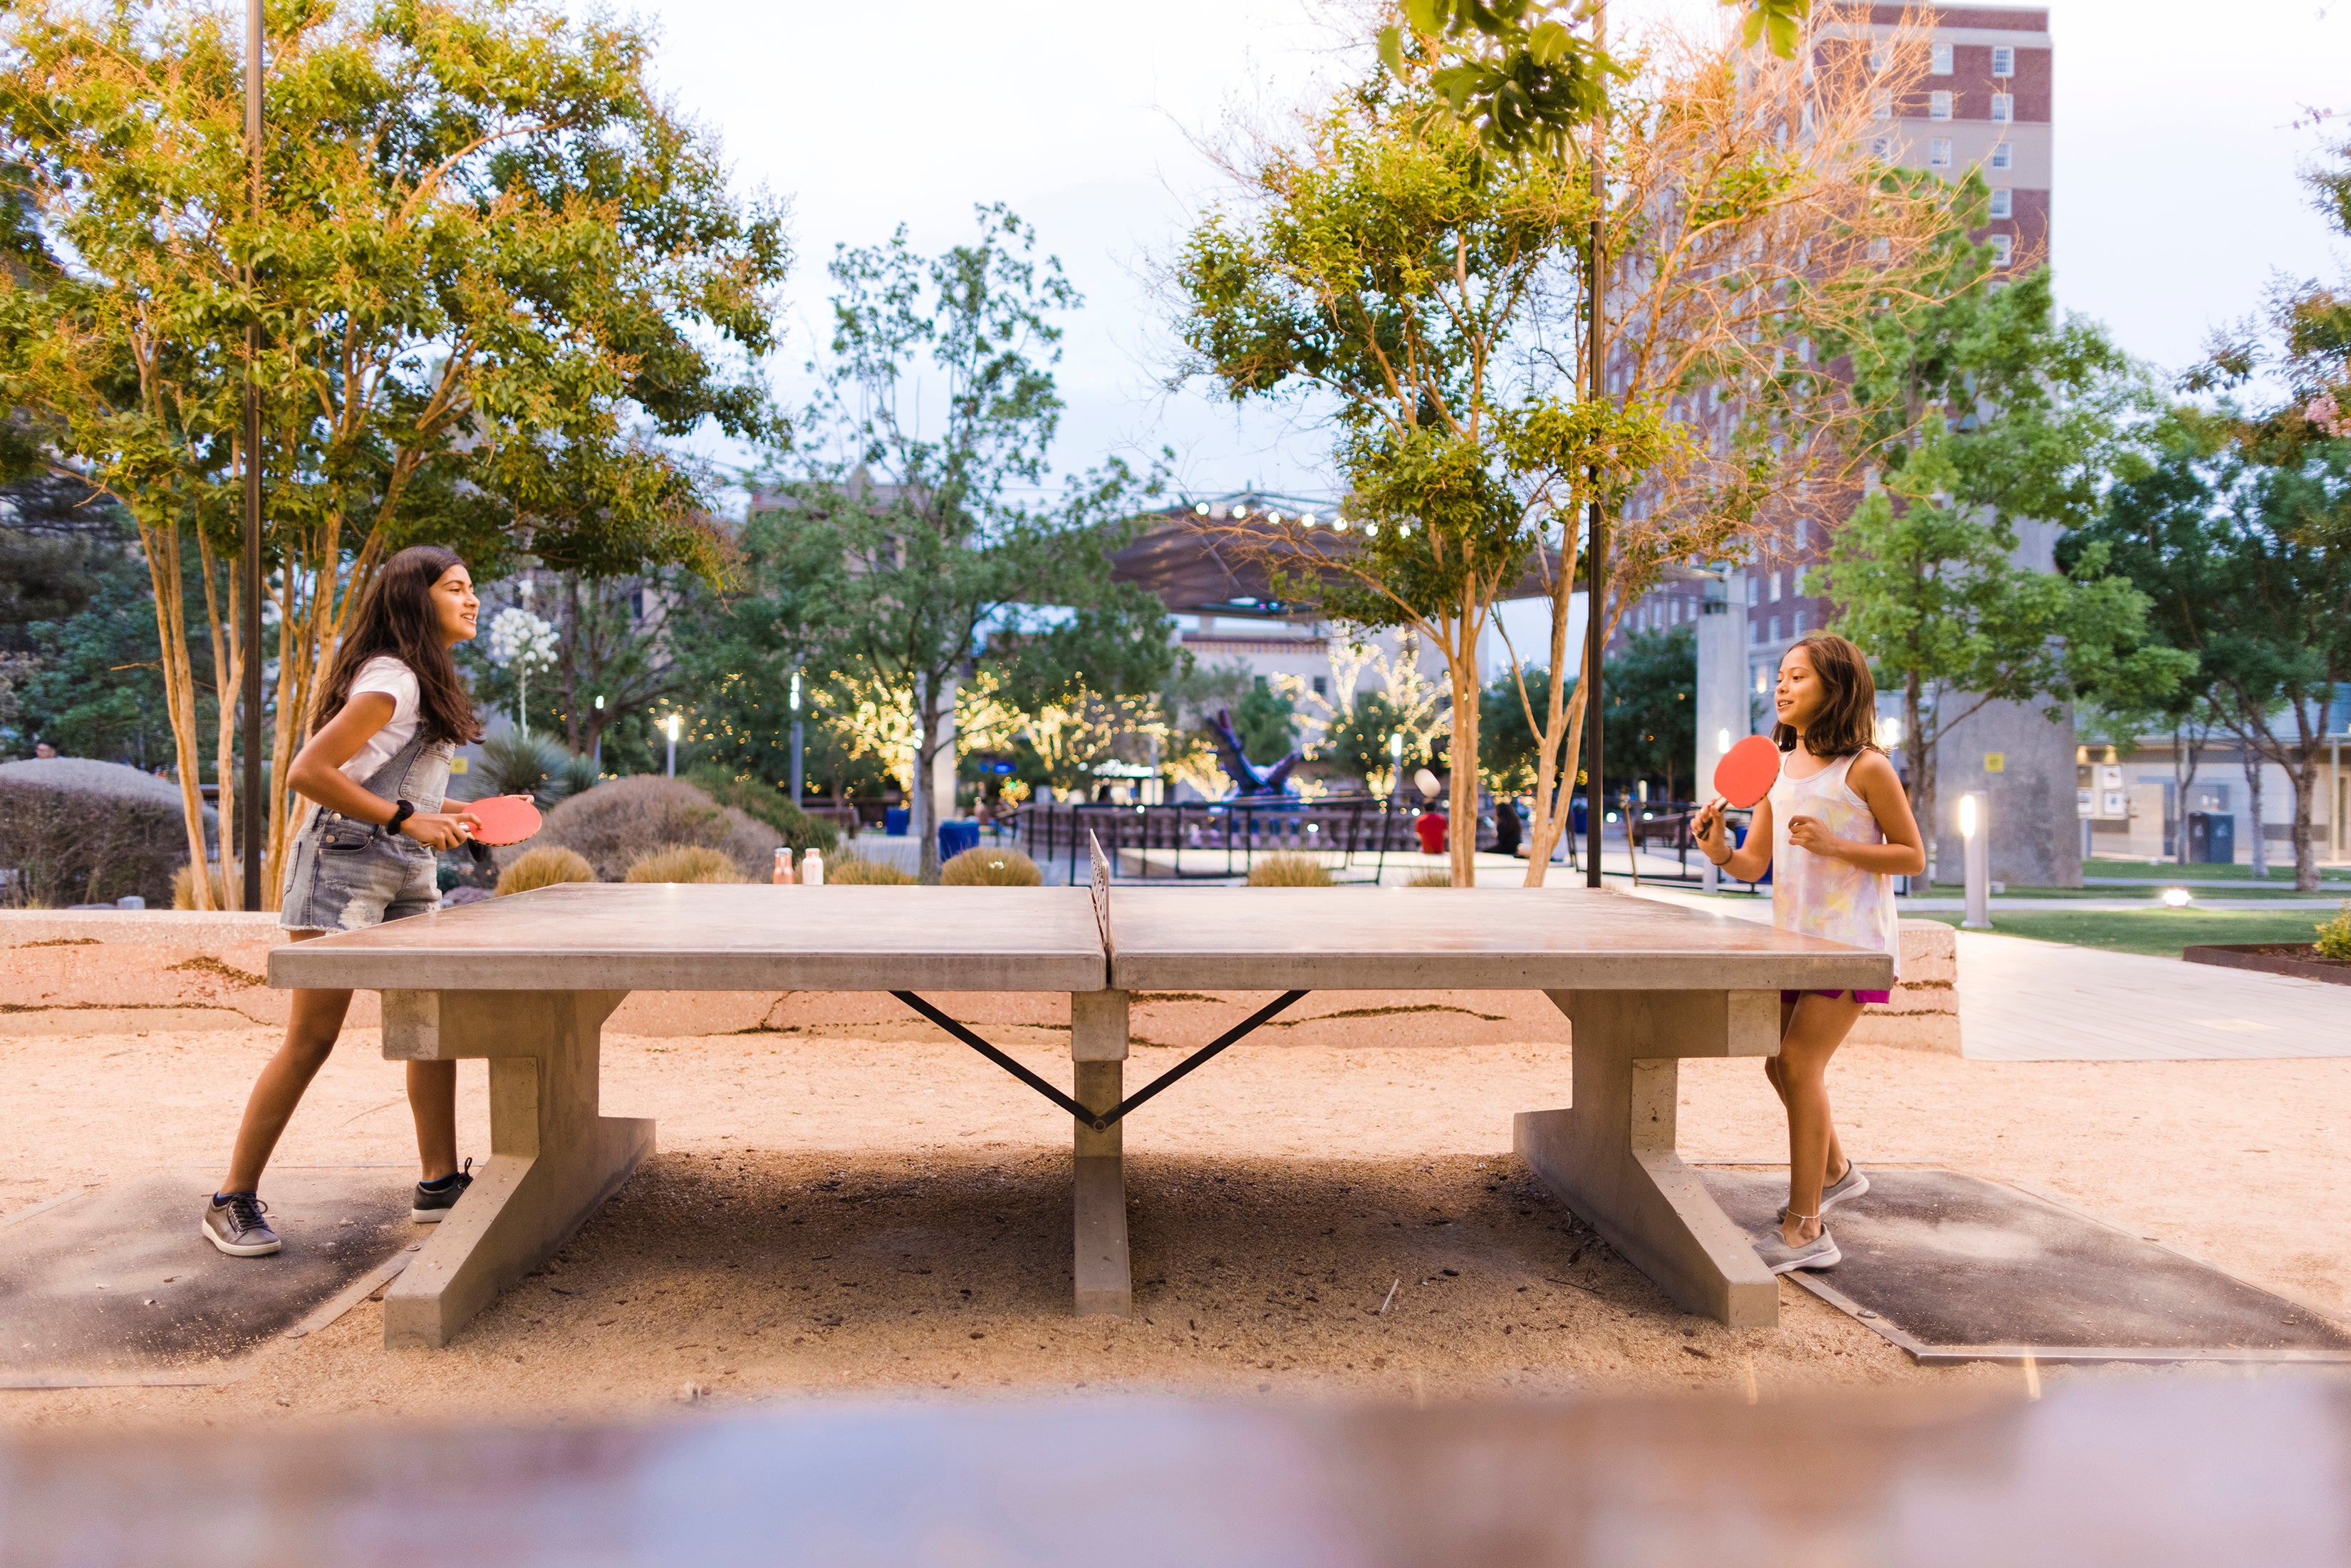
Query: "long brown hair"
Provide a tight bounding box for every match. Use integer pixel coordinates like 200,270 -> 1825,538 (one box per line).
313,546 -> 482,745
1773,633 -> 1879,759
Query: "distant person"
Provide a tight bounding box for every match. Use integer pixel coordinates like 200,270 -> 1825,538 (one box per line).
1413,806 -> 1447,856
32,740 -> 56,759
1493,796 -> 1523,857
1695,634 -> 1923,1278
204,545 -> 486,1259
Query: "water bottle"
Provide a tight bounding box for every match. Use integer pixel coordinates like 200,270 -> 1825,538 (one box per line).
801,848 -> 823,886
772,847 -> 795,885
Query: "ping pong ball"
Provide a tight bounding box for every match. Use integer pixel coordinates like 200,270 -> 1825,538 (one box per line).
2161,887 -> 2191,908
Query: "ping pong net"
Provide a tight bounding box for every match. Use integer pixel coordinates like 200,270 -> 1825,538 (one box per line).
889,829 -> 1303,1133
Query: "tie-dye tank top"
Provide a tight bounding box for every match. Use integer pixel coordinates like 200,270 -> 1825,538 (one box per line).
1769,751 -> 1901,982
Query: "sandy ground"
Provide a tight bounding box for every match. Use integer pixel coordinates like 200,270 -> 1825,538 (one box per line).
4,938 -> 2350,1433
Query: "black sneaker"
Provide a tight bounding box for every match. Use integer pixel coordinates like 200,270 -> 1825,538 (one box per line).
202,1191 -> 281,1256
412,1159 -> 473,1222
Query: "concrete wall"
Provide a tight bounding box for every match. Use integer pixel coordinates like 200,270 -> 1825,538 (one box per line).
1930,696 -> 2080,888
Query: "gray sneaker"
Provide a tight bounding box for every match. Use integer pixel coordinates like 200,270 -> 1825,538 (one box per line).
1755,1228 -> 1841,1274
202,1191 -> 281,1257
1780,1161 -> 1869,1222
412,1158 -> 473,1222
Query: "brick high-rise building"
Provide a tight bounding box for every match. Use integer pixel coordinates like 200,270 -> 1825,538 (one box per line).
1612,5 -> 2075,884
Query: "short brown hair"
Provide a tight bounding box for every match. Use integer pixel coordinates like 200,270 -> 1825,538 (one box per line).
1773,633 -> 1879,758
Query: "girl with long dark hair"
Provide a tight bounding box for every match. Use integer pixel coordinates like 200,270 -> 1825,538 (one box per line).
204,546 -> 485,1257
1693,633 -> 1926,1276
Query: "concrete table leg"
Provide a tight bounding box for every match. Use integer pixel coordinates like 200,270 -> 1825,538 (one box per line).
1514,989 -> 1780,1327
378,989 -> 652,1349
1071,989 -> 1130,1317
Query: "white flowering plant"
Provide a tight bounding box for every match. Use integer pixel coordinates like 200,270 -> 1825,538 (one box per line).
486,606 -> 557,733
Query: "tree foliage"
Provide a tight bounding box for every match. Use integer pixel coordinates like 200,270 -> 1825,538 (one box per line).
0,0 -> 789,901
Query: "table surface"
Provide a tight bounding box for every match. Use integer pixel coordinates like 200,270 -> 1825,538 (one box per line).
269,882 -> 1891,995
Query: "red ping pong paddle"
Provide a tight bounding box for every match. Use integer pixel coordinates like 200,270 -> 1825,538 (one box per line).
1711,734 -> 1782,809
459,794 -> 541,846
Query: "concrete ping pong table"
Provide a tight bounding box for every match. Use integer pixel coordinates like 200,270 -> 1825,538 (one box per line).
270,851 -> 1891,1349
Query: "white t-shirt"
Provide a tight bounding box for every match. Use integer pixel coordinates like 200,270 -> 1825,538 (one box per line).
339,656 -> 422,784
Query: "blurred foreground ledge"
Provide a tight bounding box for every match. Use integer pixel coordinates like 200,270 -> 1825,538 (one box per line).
1,1378 -> 2341,1567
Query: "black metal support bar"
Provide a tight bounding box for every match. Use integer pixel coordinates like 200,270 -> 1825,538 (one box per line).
1096,990 -> 1307,1131
892,992 -> 1095,1122
893,988 -> 1311,1134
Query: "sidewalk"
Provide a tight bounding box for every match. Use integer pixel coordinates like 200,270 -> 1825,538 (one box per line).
1624,883 -> 2351,1062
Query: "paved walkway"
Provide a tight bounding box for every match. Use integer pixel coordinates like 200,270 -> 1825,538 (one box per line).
1625,883 -> 2351,1062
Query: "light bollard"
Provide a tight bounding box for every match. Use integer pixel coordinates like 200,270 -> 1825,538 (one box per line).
1701,727 -> 1730,895
1961,791 -> 1991,930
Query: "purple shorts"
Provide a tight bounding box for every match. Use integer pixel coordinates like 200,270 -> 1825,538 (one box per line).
1782,989 -> 1892,1006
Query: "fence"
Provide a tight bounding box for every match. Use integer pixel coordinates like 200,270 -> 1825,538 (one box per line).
1018,796 -> 1422,884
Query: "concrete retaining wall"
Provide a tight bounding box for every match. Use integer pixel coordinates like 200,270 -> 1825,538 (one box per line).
1847,919 -> 1958,1053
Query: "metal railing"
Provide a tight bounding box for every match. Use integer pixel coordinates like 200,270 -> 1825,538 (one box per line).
1018,796 -> 1421,883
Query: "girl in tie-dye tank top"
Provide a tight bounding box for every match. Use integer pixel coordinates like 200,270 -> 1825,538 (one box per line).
1693,634 -> 1926,1279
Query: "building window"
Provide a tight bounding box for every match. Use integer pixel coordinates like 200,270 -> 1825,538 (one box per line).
1767,615 -> 1780,643
1312,676 -> 1328,697
1991,92 -> 2012,123
1990,141 -> 2013,170
1989,234 -> 2013,269
1991,45 -> 2015,77
1872,91 -> 1891,122
1929,138 -> 1953,168
1929,90 -> 1952,121
1795,517 -> 1810,549
1989,188 -> 2013,219
1769,570 -> 1783,601
1930,43 -> 1953,74
1253,675 -> 1268,690
1792,609 -> 1807,635
1755,663 -> 1770,693
1868,41 -> 1891,71
1748,617 -> 1759,645
1799,101 -> 1814,135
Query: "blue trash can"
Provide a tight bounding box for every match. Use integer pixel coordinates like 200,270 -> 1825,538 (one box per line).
938,820 -> 980,861
883,807 -> 910,837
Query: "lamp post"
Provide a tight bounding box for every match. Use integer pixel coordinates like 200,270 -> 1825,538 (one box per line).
1389,730 -> 1405,806
239,0 -> 263,912
1961,792 -> 1990,930
591,695 -> 603,772
789,669 -> 804,803
665,714 -> 681,779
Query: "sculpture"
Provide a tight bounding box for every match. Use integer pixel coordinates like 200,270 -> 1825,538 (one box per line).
1204,707 -> 1303,797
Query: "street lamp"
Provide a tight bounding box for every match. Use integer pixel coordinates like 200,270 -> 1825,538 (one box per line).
1389,730 -> 1404,805
789,669 -> 804,802
665,713 -> 681,779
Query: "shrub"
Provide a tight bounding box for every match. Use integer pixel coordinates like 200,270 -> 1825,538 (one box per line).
624,844 -> 747,884
2317,902 -> 2351,962
1403,868 -> 1453,887
1247,851 -> 1333,888
554,752 -> 601,799
0,758 -> 211,908
521,775 -> 776,881
173,861 -> 233,909
495,846 -> 597,896
824,853 -> 915,886
471,730 -> 571,804
940,846 -> 1042,886
687,766 -> 841,855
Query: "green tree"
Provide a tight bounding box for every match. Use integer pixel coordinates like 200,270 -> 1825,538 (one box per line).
1822,424 -> 2193,875
0,0 -> 787,901
763,207 -> 1174,879
1602,626 -> 1696,801
1230,682 -> 1299,767
15,554 -> 176,766
2069,430 -> 2351,891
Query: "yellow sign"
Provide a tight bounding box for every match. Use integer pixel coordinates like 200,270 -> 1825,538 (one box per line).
449,757 -> 469,774
1983,752 -> 2005,774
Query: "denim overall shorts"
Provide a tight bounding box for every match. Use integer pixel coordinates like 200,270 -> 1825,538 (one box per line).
279,728 -> 454,933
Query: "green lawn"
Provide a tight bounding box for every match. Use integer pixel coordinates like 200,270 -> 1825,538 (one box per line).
1917,881 -> 2350,902
2081,859 -> 2351,885
1909,907 -> 2339,959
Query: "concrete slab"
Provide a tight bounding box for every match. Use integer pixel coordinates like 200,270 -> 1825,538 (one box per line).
0,1167 -> 417,1387
1699,1166 -> 2351,1364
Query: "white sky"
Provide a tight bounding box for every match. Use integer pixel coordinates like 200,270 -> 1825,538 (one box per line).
633,0 -> 2348,507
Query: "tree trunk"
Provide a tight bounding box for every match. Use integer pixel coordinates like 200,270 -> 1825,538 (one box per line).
913,672 -> 943,884
2291,753 -> 2320,892
140,516 -> 216,910
1447,602 -> 1480,889
2242,747 -> 2267,878
2171,720 -> 2204,868
1517,534 -> 1587,887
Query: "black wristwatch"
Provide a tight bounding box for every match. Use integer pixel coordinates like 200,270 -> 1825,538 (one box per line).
385,799 -> 415,835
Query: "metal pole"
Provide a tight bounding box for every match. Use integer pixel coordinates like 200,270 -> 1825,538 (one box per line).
239,0 -> 264,913
1582,9 -> 1608,891
789,668 -> 804,802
